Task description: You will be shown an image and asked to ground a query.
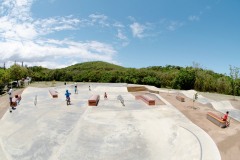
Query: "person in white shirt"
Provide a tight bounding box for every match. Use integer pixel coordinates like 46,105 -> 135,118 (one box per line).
8,88 -> 15,112
8,88 -> 13,105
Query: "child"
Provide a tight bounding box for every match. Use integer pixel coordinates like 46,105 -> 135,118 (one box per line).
221,111 -> 230,127
221,111 -> 229,121
65,90 -> 71,105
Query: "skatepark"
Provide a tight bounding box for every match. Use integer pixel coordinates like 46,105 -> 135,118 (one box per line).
0,83 -> 237,160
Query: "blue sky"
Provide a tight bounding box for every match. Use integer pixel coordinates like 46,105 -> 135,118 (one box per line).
0,0 -> 239,74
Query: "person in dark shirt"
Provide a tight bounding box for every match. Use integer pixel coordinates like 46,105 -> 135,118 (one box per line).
104,92 -> 108,99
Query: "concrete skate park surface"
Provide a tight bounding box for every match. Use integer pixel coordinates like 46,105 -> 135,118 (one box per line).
0,83 -> 221,160
142,85 -> 240,123
178,89 -> 240,122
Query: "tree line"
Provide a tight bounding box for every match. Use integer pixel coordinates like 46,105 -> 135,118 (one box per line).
1,61 -> 239,96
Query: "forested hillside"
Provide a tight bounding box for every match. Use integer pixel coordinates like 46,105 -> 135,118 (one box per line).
1,61 -> 240,96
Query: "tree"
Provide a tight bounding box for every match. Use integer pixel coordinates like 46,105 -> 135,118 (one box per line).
8,64 -> 28,87
173,69 -> 195,90
0,69 -> 10,92
216,76 -> 231,95
229,65 -> 240,98
192,93 -> 198,109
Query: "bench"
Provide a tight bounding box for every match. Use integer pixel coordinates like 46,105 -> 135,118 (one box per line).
135,95 -> 155,105
176,95 -> 185,102
11,94 -> 21,107
88,95 -> 100,106
207,112 -> 229,128
49,89 -> 58,98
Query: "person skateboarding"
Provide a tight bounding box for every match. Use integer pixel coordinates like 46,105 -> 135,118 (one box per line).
65,90 -> 71,105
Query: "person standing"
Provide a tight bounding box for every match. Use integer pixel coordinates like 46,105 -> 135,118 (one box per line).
8,88 -> 13,105
104,92 -> 108,99
74,83 -> 78,94
8,88 -> 14,112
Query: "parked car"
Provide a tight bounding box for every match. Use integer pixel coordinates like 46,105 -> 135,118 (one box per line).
7,81 -> 18,89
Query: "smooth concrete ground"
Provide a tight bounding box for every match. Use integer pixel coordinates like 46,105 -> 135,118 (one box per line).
0,83 -> 220,160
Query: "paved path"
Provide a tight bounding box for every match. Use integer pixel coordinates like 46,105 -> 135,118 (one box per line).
0,88 -> 24,119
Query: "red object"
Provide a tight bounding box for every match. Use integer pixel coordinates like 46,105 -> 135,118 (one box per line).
222,114 -> 228,121
135,95 -> 155,105
88,95 -> 100,106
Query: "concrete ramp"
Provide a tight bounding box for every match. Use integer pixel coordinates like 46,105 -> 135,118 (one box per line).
181,90 -> 214,104
145,88 -> 215,105
211,101 -> 240,122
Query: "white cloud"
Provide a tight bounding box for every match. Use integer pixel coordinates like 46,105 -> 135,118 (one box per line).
130,22 -> 146,38
116,29 -> 127,40
0,0 -> 118,68
188,15 -> 200,21
4,0 -> 32,21
113,22 -> 124,28
34,16 -> 80,35
116,29 -> 129,46
111,22 -> 129,46
167,21 -> 184,31
88,14 -> 109,27
0,39 -> 118,68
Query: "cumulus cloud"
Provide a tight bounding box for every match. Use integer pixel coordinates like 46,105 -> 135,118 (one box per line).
0,39 -> 117,68
0,0 -> 118,68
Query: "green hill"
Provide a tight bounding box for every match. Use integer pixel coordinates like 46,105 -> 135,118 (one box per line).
64,61 -> 125,71
24,61 -> 240,96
